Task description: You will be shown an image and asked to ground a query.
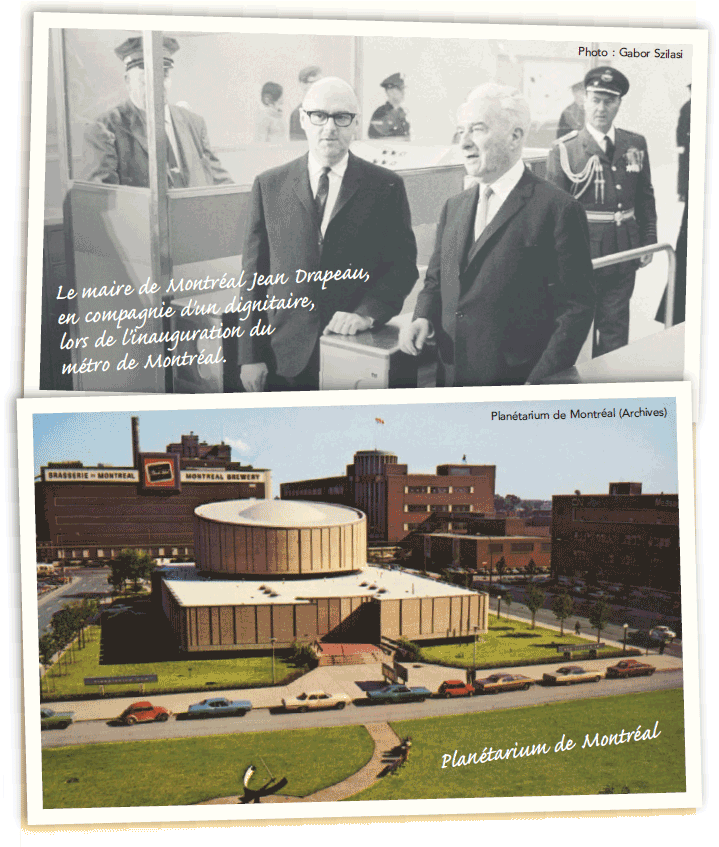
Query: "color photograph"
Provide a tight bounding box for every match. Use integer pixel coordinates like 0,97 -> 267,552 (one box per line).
18,383 -> 700,824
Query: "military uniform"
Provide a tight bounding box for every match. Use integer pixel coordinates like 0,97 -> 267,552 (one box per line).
368,101 -> 411,139
368,72 -> 410,140
676,92 -> 690,201
546,68 -> 657,357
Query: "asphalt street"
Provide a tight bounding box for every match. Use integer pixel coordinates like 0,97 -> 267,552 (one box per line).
41,668 -> 682,749
38,568 -> 113,633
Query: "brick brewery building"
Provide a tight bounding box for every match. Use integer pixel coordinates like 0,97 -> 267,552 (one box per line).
156,500 -> 486,652
35,417 -> 271,561
551,483 -> 679,591
280,450 -> 496,543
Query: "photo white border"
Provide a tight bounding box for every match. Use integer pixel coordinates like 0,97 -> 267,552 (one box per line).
17,379 -> 700,825
22,10 -> 709,418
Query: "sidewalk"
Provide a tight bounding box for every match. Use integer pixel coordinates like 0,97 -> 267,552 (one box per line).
41,645 -> 682,722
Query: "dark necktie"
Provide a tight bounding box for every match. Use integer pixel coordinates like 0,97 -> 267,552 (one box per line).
604,135 -> 615,161
314,166 -> 331,226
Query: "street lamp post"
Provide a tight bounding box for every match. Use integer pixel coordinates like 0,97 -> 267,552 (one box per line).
623,623 -> 628,654
271,637 -> 277,685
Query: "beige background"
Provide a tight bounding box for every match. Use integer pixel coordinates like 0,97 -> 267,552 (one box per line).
22,809 -> 695,847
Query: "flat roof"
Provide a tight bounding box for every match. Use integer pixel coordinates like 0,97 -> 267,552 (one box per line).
421,533 -> 550,542
194,499 -> 364,528
160,564 -> 478,607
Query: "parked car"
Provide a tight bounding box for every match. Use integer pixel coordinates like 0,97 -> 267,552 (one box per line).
605,659 -> 656,679
282,691 -> 351,712
118,701 -> 171,725
473,673 -> 534,694
187,697 -> 252,718
648,626 -> 676,641
40,707 -> 74,730
366,684 -> 432,705
437,679 -> 474,698
542,665 -> 602,685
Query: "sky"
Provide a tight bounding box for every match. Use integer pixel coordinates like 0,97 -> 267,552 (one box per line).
32,396 -> 679,500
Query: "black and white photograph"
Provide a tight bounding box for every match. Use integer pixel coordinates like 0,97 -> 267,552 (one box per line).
25,13 -> 707,398
17,382 -> 700,825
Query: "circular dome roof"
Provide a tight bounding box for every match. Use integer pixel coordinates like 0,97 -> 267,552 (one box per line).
194,499 -> 364,528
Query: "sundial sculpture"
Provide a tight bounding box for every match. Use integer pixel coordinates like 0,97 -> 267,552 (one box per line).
239,760 -> 288,804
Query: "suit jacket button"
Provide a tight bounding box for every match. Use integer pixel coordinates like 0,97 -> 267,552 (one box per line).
616,184 -> 622,190
612,166 -> 617,171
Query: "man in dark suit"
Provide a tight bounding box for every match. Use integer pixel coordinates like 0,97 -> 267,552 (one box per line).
82,36 -> 232,188
236,77 -> 418,392
398,83 -> 594,386
547,67 -> 657,357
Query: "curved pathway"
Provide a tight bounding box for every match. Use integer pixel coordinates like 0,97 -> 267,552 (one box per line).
196,721 -> 401,805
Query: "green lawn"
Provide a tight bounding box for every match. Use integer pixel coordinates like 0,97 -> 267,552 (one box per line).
43,725 -> 374,808
419,614 -> 620,668
349,689 -> 685,800
42,626 -> 300,700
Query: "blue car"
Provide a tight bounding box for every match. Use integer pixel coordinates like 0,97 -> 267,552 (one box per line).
366,684 -> 431,705
187,697 -> 252,718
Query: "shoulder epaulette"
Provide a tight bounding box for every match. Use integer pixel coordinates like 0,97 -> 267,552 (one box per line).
553,130 -> 578,145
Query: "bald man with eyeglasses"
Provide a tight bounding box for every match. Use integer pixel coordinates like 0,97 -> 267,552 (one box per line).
229,77 -> 418,392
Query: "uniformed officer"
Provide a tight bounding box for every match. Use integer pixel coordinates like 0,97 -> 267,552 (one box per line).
289,65 -> 323,141
82,36 -> 232,187
676,83 -> 691,202
556,81 -> 586,138
546,66 -> 657,357
368,72 -> 411,140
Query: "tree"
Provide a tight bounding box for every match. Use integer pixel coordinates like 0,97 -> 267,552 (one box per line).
111,549 -> 156,593
39,633 -> 58,665
495,557 -> 507,581
524,584 -> 546,629
497,590 -> 512,619
588,599 -> 611,643
551,591 -> 574,636
525,559 -> 538,582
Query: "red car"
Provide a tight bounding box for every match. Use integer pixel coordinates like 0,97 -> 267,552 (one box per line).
605,659 -> 656,679
438,680 -> 474,698
118,701 -> 171,725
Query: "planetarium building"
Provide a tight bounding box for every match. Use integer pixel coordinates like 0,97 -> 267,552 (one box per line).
156,500 -> 486,653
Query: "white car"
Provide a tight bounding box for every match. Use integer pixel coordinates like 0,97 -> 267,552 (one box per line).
543,665 -> 602,685
649,626 -> 676,641
282,690 -> 351,712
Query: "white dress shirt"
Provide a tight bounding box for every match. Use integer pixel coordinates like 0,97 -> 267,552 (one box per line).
585,121 -> 616,154
473,158 -> 526,241
308,152 -> 349,236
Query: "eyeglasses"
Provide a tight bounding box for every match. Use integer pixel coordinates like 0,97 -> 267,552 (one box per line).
303,110 -> 356,127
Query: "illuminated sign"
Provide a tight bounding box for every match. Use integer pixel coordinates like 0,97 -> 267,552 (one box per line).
139,453 -> 181,493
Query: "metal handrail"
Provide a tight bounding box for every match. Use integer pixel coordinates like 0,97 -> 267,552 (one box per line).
592,242 -> 677,329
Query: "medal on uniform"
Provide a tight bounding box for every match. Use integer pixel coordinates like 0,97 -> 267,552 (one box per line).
625,147 -> 644,173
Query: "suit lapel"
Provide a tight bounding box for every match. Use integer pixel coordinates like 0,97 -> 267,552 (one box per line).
463,169 -> 534,273
612,128 -> 630,165
327,151 -> 363,227
120,101 -> 149,154
291,154 -> 317,221
454,185 -> 479,273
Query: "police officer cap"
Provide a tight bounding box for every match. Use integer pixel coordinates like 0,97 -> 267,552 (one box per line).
298,65 -> 321,84
381,72 -> 405,90
115,36 -> 180,72
583,66 -> 629,98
